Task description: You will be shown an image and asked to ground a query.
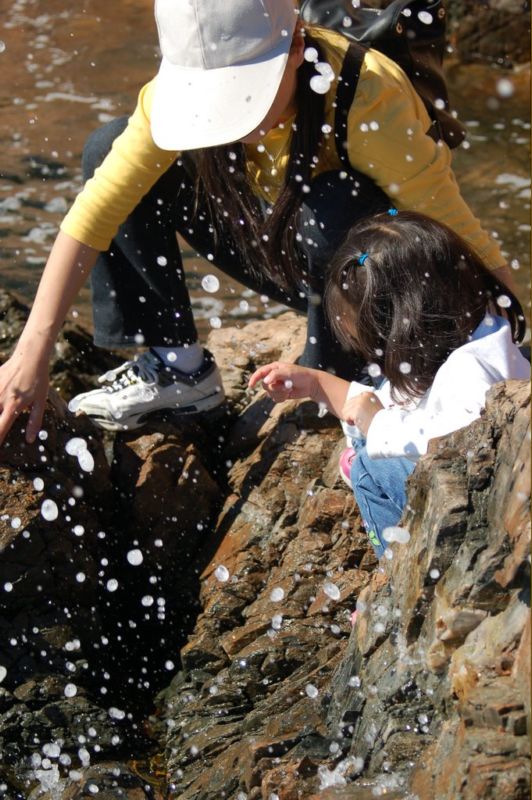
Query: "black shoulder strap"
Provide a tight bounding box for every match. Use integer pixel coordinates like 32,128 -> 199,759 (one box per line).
333,40 -> 443,164
334,42 -> 366,168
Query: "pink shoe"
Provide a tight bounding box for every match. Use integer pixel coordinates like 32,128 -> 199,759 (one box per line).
339,447 -> 356,489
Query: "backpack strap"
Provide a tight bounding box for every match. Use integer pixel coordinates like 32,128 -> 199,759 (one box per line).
334,42 -> 366,168
333,40 -> 446,165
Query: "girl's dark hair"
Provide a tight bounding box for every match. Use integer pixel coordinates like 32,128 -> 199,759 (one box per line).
324,210 -> 526,400
191,29 -> 326,289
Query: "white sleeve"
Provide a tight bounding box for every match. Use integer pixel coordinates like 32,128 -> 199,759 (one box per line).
365,354 -> 496,460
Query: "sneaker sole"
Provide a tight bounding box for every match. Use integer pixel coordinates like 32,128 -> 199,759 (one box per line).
81,392 -> 225,432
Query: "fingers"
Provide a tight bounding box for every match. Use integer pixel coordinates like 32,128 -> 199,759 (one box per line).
0,394 -> 47,447
0,401 -> 22,447
248,362 -> 290,389
25,397 -> 47,444
248,363 -> 277,389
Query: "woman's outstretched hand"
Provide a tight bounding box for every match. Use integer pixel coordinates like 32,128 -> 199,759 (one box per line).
0,349 -> 50,446
248,361 -> 318,403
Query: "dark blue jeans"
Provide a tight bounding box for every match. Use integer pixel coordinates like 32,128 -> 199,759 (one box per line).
83,117 -> 389,380
350,440 -> 416,558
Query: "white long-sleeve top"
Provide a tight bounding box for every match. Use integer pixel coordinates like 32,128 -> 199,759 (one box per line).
341,315 -> 530,460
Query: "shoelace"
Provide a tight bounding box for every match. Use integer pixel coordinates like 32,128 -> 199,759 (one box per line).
98,351 -> 161,394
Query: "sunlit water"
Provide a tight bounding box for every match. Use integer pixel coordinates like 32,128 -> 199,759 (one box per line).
0,0 -> 530,341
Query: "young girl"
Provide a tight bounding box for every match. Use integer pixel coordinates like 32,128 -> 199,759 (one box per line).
249,210 -> 530,558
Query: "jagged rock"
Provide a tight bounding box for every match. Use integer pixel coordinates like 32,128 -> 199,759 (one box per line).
447,0 -> 531,66
159,356 -> 529,797
0,291 -> 529,799
365,0 -> 531,66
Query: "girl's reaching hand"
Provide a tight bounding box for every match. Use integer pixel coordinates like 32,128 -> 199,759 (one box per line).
341,391 -> 384,436
248,362 -> 319,403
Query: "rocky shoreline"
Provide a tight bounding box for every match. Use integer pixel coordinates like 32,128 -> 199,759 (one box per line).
0,290 -> 529,799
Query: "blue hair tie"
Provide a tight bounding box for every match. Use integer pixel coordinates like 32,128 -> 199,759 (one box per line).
387,207 -> 398,216
358,253 -> 369,266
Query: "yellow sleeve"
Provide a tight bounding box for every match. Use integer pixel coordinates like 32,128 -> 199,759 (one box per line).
60,80 -> 179,251
345,51 -> 504,270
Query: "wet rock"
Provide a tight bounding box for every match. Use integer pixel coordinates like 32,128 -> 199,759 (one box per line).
159,345 -> 529,798
0,306 -> 529,798
447,0 -> 531,66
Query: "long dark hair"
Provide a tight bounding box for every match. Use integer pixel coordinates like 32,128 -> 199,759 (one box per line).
324,210 -> 526,400
191,30 -> 326,289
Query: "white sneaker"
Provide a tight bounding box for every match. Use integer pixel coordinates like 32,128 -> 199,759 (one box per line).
68,349 -> 225,431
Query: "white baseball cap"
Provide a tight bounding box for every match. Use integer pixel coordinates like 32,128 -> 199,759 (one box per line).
151,0 -> 298,151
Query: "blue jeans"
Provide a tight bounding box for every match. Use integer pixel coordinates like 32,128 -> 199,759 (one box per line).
350,439 -> 415,558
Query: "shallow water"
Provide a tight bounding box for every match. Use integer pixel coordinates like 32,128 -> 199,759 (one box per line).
0,0 -> 530,340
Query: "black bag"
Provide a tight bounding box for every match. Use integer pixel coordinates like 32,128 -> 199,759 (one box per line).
300,0 -> 466,150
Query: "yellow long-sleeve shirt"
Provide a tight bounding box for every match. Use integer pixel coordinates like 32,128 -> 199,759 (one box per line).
60,27 -> 503,270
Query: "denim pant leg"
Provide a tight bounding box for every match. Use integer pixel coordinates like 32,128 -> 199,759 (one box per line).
350,446 -> 416,558
84,118 -> 305,348
83,117 -> 198,348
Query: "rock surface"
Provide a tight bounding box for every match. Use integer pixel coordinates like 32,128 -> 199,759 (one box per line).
0,290 -> 529,799
366,0 -> 531,65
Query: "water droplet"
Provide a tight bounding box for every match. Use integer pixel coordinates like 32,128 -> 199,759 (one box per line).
315,62 -> 335,81
77,449 -> 94,472
496,78 -> 514,98
127,549 -> 143,566
43,742 -> 61,758
323,581 -> 341,601
382,526 -> 411,544
310,75 -> 331,94
201,274 -> 220,293
418,10 -> 433,24
496,294 -> 512,308
65,437 -> 87,456
41,499 -> 58,521
214,565 -> 230,582
271,614 -> 283,630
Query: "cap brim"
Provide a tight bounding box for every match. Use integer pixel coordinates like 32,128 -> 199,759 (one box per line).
151,40 -> 291,151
